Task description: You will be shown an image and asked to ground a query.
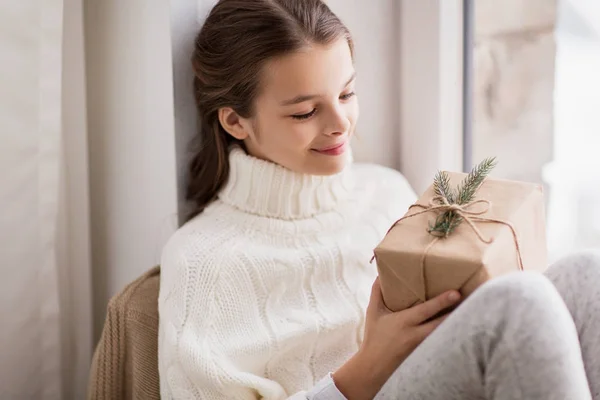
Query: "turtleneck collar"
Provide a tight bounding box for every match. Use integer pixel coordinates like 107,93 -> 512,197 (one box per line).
218,147 -> 354,220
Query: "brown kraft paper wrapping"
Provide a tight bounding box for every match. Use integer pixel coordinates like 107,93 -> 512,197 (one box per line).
373,171 -> 548,312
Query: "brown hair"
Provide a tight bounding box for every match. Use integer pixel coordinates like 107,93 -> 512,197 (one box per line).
186,0 -> 353,220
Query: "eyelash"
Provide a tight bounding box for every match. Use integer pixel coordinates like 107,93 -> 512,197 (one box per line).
291,92 -> 356,120
291,109 -> 317,120
340,91 -> 356,101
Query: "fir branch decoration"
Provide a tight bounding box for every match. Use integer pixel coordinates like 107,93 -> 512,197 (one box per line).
433,170 -> 454,204
455,157 -> 497,205
428,157 -> 497,238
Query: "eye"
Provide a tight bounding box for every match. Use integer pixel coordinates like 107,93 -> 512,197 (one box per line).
291,108 -> 317,120
340,91 -> 356,101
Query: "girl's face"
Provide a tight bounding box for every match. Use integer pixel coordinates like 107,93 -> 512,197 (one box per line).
219,38 -> 358,176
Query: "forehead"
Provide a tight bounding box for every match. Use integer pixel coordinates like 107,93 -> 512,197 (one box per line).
258,39 -> 355,102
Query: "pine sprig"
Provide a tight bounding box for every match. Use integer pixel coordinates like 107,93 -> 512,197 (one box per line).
433,170 -> 454,204
455,157 -> 497,205
427,158 -> 497,237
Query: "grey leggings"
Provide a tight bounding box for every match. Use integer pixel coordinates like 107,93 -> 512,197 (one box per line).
376,250 -> 600,400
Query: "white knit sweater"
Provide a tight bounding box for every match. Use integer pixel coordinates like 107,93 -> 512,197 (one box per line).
158,147 -> 416,399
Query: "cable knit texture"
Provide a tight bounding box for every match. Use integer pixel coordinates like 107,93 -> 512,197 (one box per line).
158,147 -> 417,399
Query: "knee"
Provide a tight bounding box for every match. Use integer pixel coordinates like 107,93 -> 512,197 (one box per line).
546,249 -> 600,284
473,271 -> 563,312
462,272 -> 572,337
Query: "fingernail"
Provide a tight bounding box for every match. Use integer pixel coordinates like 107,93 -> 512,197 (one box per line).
448,292 -> 460,302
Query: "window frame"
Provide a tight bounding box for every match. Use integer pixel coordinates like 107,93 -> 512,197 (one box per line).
396,0 -> 465,193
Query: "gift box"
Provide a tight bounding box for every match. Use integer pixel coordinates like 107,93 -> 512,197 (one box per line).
373,162 -> 548,312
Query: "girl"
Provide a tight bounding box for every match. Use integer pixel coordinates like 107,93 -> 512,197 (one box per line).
158,0 -> 600,398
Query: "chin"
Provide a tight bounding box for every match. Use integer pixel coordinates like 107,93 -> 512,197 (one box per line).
307,149 -> 352,176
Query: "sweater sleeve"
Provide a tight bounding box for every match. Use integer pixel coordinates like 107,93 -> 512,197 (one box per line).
157,241 -> 348,400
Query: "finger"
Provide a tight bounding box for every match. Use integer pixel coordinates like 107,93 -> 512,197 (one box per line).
405,291 -> 460,325
409,314 -> 449,345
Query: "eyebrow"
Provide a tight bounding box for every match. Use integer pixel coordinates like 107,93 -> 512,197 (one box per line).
280,72 -> 357,106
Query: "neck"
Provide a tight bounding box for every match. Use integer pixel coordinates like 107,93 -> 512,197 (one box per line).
218,147 -> 354,220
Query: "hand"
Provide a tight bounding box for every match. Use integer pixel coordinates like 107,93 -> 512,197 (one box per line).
361,277 -> 461,368
333,277 -> 461,400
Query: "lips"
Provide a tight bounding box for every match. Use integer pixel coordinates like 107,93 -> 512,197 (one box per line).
316,142 -> 345,152
312,141 -> 347,156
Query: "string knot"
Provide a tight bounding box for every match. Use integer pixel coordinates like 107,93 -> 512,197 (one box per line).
426,197 -> 493,244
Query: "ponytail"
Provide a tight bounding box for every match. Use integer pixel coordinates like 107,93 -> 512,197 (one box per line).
185,111 -> 240,221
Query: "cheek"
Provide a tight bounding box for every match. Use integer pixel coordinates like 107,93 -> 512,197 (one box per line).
286,122 -> 320,147
257,117 -> 315,151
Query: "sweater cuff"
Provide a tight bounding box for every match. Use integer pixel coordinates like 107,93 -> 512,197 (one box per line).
306,373 -> 348,400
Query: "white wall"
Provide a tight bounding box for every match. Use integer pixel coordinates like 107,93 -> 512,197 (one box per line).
84,1 -> 179,341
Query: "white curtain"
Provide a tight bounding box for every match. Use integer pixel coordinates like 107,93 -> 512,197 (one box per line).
0,0 -> 92,399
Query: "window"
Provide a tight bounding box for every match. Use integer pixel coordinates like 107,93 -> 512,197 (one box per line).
467,0 -> 600,262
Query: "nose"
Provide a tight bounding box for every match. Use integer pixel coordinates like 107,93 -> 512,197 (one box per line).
325,105 -> 350,136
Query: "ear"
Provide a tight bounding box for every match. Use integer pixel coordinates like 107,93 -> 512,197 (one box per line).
218,107 -> 250,140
